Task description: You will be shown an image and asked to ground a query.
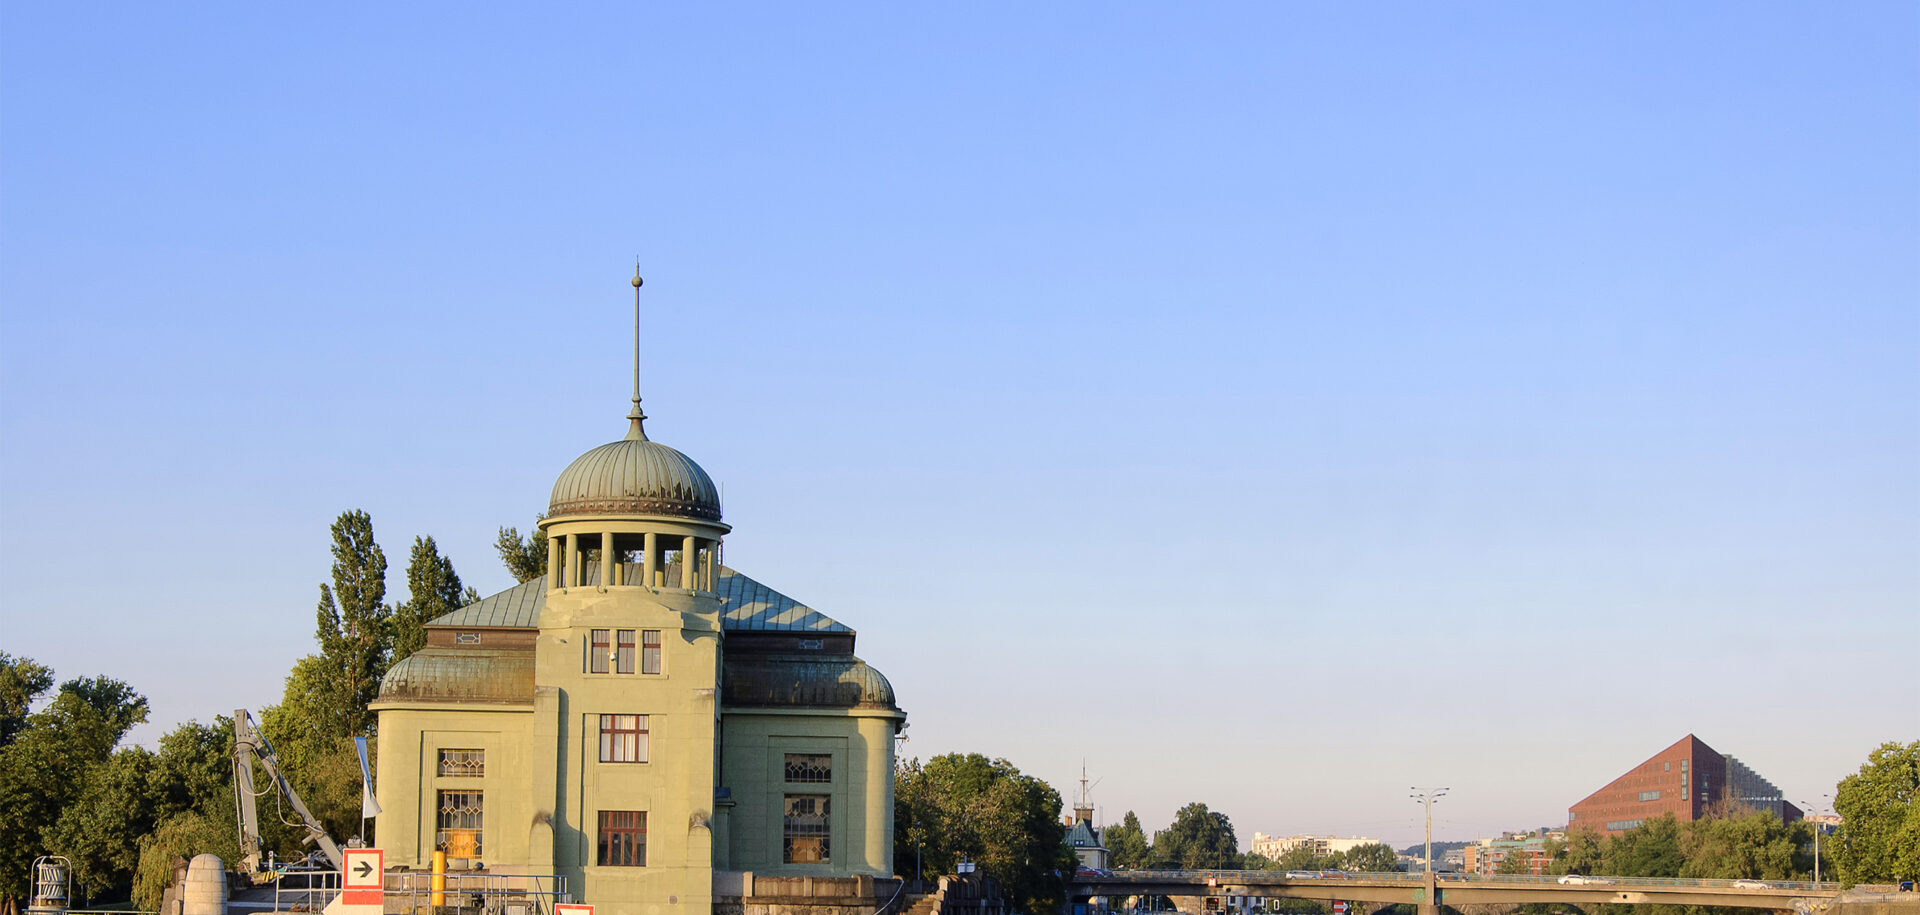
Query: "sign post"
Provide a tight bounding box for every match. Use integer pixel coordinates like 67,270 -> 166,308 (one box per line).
339,848 -> 383,914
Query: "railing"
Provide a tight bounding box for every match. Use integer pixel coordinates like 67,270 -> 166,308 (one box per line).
1077,870 -> 1841,892
383,871 -> 573,915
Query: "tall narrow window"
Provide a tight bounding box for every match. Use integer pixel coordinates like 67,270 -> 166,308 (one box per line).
599,714 -> 649,763
436,790 -> 484,858
615,629 -> 636,674
589,629 -> 611,673
598,811 -> 647,866
784,794 -> 830,863
641,630 -> 662,674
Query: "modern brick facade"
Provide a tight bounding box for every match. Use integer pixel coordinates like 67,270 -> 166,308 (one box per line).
1567,734 -> 1801,837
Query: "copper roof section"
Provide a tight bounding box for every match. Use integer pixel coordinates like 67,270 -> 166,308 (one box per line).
376,648 -> 534,705
723,656 -> 898,711
548,429 -> 722,522
425,567 -> 853,634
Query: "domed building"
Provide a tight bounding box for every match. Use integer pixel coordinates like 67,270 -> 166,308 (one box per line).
371,275 -> 905,915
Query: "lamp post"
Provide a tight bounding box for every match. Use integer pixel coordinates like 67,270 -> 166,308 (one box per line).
1411,788 -> 1450,874
915,818 -> 924,885
1800,797 -> 1828,884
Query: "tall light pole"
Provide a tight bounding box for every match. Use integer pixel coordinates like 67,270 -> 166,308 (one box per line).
1800,797 -> 1829,884
1411,788 -> 1450,874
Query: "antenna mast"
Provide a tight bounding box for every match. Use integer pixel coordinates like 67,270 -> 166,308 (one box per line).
627,262 -> 648,440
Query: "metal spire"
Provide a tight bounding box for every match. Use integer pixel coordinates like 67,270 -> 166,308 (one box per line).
626,261 -> 648,441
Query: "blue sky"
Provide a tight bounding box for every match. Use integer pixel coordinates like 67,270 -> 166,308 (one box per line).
3,3 -> 1915,848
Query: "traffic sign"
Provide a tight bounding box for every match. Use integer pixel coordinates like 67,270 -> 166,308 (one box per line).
341,849 -> 383,907
1333,902 -> 1348,915
556,906 -> 594,915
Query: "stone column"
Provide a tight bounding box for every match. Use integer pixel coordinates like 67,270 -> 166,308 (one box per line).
546,532 -> 562,589
682,536 -> 696,588
563,534 -> 578,589
643,532 -> 658,587
600,531 -> 614,588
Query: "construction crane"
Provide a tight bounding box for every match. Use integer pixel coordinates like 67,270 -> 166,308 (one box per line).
232,709 -> 343,873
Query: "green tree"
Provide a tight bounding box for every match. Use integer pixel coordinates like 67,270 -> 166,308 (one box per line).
496,516 -> 549,583
0,675 -> 147,905
1554,830 -> 1603,876
893,754 -> 1073,913
1679,811 -> 1805,881
1278,846 -> 1337,871
0,653 -> 53,747
1340,843 -> 1402,873
1152,802 -> 1239,869
259,658 -> 372,845
1603,814 -> 1684,877
1831,740 -> 1920,884
133,811 -> 238,911
392,535 -> 471,662
1496,848 -> 1536,875
314,509 -> 390,738
43,747 -> 158,902
1241,852 -> 1277,871
1105,810 -> 1152,869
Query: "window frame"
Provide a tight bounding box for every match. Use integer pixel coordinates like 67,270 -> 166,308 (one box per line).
598,714 -> 649,763
597,810 -> 647,866
589,629 -> 612,673
640,629 -> 661,675
783,793 -> 831,864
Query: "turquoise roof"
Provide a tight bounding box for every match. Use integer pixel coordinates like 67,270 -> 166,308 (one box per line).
426,566 -> 852,634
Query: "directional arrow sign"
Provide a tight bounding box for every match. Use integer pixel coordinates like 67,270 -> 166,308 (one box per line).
342,848 -> 384,908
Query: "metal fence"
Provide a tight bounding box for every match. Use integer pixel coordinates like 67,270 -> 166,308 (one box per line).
266,865 -> 572,915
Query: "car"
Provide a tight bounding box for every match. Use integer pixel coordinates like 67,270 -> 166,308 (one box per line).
1319,870 -> 1352,879
1558,875 -> 1615,886
1731,881 -> 1771,890
1285,871 -> 1320,879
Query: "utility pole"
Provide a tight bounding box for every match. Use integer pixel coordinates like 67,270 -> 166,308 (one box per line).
1411,787 -> 1450,873
1801,797 -> 1828,884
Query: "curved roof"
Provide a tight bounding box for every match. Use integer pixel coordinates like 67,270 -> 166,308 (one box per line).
723,656 -> 898,711
548,420 -> 722,522
376,648 -> 534,705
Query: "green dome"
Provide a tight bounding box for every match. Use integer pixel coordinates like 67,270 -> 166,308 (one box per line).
548,421 -> 722,522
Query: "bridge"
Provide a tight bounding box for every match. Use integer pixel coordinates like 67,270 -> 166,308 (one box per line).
1068,870 -> 1846,914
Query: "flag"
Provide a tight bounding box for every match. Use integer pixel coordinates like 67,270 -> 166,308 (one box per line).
355,736 -> 382,818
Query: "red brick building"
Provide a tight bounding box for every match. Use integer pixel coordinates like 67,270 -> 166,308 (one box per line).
1567,734 -> 1802,837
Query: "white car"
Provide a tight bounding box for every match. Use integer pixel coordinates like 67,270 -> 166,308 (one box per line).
1558,875 -> 1615,885
1285,871 -> 1321,879
1732,880 -> 1772,890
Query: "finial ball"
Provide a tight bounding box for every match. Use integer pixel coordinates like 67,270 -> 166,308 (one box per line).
632,274 -> 643,288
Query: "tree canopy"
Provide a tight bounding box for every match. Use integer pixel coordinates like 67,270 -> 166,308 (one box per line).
894,754 -> 1073,913
392,535 -> 474,663
1152,802 -> 1239,869
1832,739 -> 1920,884
1105,810 -> 1152,869
495,516 -> 549,583
314,509 -> 390,738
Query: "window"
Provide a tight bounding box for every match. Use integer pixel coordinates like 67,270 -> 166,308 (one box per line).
599,714 -> 649,763
1638,790 -> 1661,802
1605,819 -> 1644,832
641,630 -> 661,675
616,629 -> 636,674
438,749 -> 484,777
785,753 -> 832,783
784,795 -> 830,863
436,791 -> 484,857
598,811 -> 647,866
590,629 -> 611,673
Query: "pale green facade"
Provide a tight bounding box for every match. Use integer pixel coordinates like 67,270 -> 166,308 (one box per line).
371,409 -> 904,915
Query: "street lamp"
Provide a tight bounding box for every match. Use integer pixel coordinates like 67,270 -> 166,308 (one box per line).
1411,788 -> 1450,874
1800,797 -> 1829,884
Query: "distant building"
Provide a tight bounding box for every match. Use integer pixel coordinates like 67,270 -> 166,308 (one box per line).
1461,831 -> 1564,876
1567,734 -> 1801,837
1249,834 -> 1381,861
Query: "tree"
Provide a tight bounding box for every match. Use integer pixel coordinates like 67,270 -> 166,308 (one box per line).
314,509 -> 390,738
0,675 -> 147,906
1553,830 -> 1603,876
392,535 -> 470,663
1495,848 -> 1536,875
1679,810 -> 1804,881
894,754 -> 1073,913
1106,810 -> 1152,869
1603,814 -> 1684,877
1831,740 -> 1920,884
1152,802 -> 1239,869
1278,845 -> 1336,871
44,747 -> 158,902
1340,843 -> 1402,873
259,657 -> 372,845
496,516 -> 548,583
0,653 -> 53,747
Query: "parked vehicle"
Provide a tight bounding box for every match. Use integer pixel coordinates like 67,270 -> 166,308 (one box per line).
1731,881 -> 1771,889
1558,875 -> 1614,885
1285,871 -> 1320,879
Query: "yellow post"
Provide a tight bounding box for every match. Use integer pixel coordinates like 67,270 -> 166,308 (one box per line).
431,850 -> 446,907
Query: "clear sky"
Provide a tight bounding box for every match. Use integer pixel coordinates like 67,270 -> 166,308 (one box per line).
2,3 -> 1915,851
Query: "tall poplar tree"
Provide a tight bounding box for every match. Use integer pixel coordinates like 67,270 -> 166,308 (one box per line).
392,535 -> 472,663
314,510 -> 389,738
495,515 -> 549,583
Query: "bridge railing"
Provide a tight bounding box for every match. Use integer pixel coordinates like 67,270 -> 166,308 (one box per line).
1077,870 -> 1838,892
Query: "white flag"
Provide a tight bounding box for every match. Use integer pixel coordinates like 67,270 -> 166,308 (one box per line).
355,736 -> 382,818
